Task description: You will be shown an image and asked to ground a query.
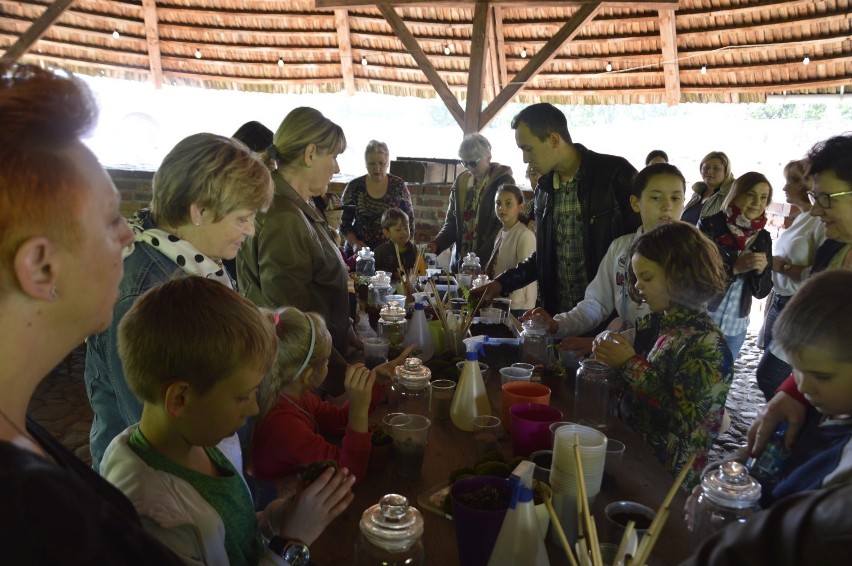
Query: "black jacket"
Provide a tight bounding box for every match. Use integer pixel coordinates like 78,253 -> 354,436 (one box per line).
496,144 -> 640,315
698,211 -> 773,318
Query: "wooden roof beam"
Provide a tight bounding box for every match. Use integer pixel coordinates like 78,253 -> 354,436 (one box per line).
335,9 -> 356,95
463,1 -> 490,134
479,1 -> 601,129
658,7 -> 679,106
376,4 -> 465,129
0,0 -> 76,64
316,1 -> 678,8
141,0 -> 164,89
491,5 -> 507,100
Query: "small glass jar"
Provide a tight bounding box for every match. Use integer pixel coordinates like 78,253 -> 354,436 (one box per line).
379,300 -> 407,360
356,247 -> 376,277
457,252 -> 481,288
354,494 -> 425,566
368,271 -> 392,329
520,314 -> 550,367
574,359 -> 617,431
390,357 -> 432,417
693,460 -> 761,548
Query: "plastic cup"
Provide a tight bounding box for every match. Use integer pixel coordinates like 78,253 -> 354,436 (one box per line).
549,421 -> 575,447
550,424 -> 607,497
389,414 -> 431,478
480,307 -> 504,324
605,439 -> 626,476
605,501 -> 654,545
492,297 -> 511,316
445,328 -> 467,357
430,379 -> 456,421
471,415 -> 502,461
499,366 -> 533,385
510,403 -> 564,457
511,362 -> 535,373
501,381 -> 551,432
386,294 -> 406,306
363,337 -> 390,369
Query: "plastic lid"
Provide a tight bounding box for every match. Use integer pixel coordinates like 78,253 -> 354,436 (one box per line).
701,460 -> 761,508
521,314 -> 549,335
360,494 -> 424,553
394,357 -> 431,387
380,300 -> 406,321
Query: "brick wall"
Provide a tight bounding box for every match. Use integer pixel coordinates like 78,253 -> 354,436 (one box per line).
109,169 -> 453,242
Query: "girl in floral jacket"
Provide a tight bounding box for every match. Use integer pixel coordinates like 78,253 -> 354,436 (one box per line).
594,222 -> 733,488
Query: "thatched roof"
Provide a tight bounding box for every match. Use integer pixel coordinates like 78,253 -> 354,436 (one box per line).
2,1 -> 850,131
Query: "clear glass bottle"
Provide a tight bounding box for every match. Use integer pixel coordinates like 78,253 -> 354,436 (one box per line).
693,460 -> 761,548
574,359 -> 617,431
390,357 -> 432,417
457,252 -> 481,289
356,247 -> 376,277
379,300 -> 407,360
354,493 -> 425,566
520,314 -> 550,367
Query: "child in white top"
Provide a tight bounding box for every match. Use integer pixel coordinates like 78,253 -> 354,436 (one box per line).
489,184 -> 537,313
522,163 -> 687,358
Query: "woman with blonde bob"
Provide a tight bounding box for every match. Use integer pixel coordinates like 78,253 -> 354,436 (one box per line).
682,151 -> 735,224
85,133 -> 274,471
0,62 -> 184,563
238,107 -> 353,398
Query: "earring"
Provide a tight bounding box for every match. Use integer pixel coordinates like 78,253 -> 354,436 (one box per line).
195,221 -> 200,226
50,286 -> 58,299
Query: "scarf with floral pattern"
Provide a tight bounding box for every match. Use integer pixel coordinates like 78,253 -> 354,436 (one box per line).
718,205 -> 767,251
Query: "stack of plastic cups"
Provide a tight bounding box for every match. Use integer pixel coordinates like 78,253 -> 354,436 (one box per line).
548,424 -> 608,551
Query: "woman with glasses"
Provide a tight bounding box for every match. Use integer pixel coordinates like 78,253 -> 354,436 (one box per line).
339,140 -> 413,255
682,151 -> 736,225
755,159 -> 826,401
427,133 -> 514,270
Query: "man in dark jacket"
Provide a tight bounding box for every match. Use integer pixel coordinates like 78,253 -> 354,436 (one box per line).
478,103 -> 641,317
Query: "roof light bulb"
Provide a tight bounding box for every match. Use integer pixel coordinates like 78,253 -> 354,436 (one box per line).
195,48 -> 202,59
361,56 -> 368,66
112,30 -> 120,39
444,45 -> 451,55
700,65 -> 707,75
278,57 -> 284,67
605,62 -> 612,72
520,47 -> 527,59
803,56 -> 810,65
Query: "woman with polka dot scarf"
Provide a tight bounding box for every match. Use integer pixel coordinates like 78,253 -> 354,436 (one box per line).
84,133 -> 274,471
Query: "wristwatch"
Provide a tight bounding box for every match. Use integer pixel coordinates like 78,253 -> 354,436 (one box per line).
268,536 -> 310,565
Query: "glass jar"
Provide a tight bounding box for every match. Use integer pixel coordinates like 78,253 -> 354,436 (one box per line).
368,271 -> 392,329
520,314 -> 550,367
693,460 -> 761,548
379,300 -> 407,360
356,247 -> 376,277
354,493 -> 425,566
472,274 -> 490,289
390,357 -> 432,417
457,252 -> 481,289
574,359 -> 617,431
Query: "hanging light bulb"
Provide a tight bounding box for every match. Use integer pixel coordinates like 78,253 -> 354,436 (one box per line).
802,56 -> 810,65
605,61 -> 612,72
520,47 -> 527,59
278,57 -> 284,67
112,30 -> 120,39
361,56 -> 368,66
700,65 -> 707,75
444,44 -> 451,55
195,48 -> 202,59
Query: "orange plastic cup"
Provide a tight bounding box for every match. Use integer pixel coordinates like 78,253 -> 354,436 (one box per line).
501,381 -> 551,432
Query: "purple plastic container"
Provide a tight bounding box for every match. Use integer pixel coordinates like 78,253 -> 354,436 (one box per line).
450,476 -> 511,566
510,403 -> 564,457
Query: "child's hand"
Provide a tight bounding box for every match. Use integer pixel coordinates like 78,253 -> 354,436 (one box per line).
592,332 -> 635,368
747,391 -> 807,456
273,466 -> 355,545
519,307 -> 559,334
345,364 -> 375,412
372,343 -> 416,383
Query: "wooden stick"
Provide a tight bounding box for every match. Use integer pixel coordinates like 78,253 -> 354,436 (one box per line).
633,453 -> 696,565
544,497 -> 579,566
612,519 -> 636,566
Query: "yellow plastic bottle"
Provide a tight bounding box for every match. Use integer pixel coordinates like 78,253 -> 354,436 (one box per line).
450,336 -> 491,431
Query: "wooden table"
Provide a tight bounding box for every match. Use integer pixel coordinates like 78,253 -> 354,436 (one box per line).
311,370 -> 692,565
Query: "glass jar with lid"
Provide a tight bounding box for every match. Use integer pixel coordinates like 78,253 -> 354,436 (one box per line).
367,271 -> 392,329
520,313 -> 551,368
354,493 -> 424,566
390,357 -> 432,417
379,300 -> 407,360
457,252 -> 481,289
574,359 -> 617,431
356,247 -> 376,277
693,460 -> 761,548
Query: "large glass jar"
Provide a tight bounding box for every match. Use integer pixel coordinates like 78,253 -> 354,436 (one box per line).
379,300 -> 407,360
457,252 -> 481,289
693,460 -> 761,548
390,357 -> 432,417
520,314 -> 550,368
354,494 -> 424,566
574,359 -> 617,431
356,247 -> 376,277
368,271 -> 392,329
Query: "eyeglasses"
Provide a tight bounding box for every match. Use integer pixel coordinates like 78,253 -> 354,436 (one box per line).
807,190 -> 852,209
461,157 -> 482,169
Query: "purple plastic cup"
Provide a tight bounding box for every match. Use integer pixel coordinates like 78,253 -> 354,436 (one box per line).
510,403 -> 564,457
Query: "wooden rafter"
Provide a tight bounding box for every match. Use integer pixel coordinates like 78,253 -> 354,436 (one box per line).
488,5 -> 505,101
141,0 -> 163,89
658,7 -> 680,106
0,0 -> 76,64
335,9 -> 355,95
315,1 -> 678,8
463,1 -> 490,133
376,4 -> 465,128
478,1 -> 602,129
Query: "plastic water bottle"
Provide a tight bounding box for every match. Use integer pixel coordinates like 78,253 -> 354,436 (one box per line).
403,299 -> 434,362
